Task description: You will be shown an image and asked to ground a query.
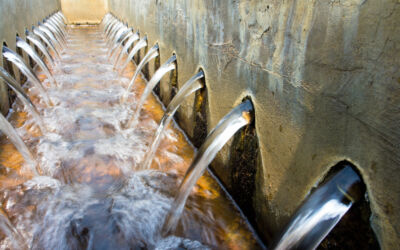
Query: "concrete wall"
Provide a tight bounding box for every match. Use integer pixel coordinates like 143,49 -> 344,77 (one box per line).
0,0 -> 61,113
108,0 -> 400,248
61,0 -> 108,24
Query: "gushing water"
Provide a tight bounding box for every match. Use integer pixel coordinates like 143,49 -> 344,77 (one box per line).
125,54 -> 176,128
0,67 -> 46,133
33,27 -> 61,60
142,70 -> 204,170
117,37 -> 149,74
38,24 -> 63,52
0,208 -> 27,249
271,166 -> 363,250
26,31 -> 56,66
162,99 -> 254,235
2,47 -> 51,105
112,31 -> 139,66
0,17 -> 261,249
108,28 -> 132,58
0,112 -> 37,174
16,37 -> 57,86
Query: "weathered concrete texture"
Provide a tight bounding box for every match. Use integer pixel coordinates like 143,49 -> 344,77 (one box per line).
61,0 -> 108,24
0,0 -> 61,113
108,0 -> 400,248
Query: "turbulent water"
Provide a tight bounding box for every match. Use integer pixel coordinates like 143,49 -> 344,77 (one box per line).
0,25 -> 260,249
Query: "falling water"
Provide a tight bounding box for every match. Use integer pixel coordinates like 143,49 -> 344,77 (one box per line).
0,67 -> 46,133
271,166 -> 363,250
112,32 -> 139,66
162,99 -> 254,235
2,47 -> 51,105
38,24 -> 63,52
141,70 -> 204,170
43,22 -> 66,48
125,54 -> 176,128
16,37 -> 57,86
119,42 -> 158,103
108,28 -> 132,58
48,15 -> 67,38
0,112 -> 37,174
0,19 -> 262,249
106,23 -> 124,47
107,26 -> 129,50
46,17 -> 66,40
104,19 -> 118,37
33,27 -> 61,60
106,25 -> 127,48
26,31 -> 55,66
0,208 -> 27,249
117,37 -> 149,73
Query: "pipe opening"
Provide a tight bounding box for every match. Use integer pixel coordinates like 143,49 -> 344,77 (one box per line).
152,48 -> 161,96
317,161 -> 380,249
168,53 -> 178,102
223,96 -> 264,242
25,30 -> 37,68
15,34 -> 27,85
191,69 -> 208,148
2,42 -> 15,110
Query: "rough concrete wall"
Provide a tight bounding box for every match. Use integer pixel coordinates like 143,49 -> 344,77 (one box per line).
61,0 -> 108,24
108,0 -> 400,248
0,0 -> 61,113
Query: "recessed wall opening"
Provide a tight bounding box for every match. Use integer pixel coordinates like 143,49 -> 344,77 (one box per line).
191,75 -> 208,148
134,36 -> 144,65
168,55 -> 178,101
226,96 -> 262,242
15,34 -> 27,85
317,161 -> 380,249
2,42 -> 16,108
152,48 -> 161,96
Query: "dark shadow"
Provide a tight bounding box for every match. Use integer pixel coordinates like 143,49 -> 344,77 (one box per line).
317,161 -> 380,250
191,76 -> 208,148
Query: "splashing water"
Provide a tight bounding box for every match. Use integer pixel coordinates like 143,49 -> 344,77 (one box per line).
0,67 -> 47,133
0,112 -> 37,174
0,23 -> 262,249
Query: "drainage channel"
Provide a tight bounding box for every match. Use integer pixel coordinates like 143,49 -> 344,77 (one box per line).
0,11 -> 379,250
0,13 -> 262,249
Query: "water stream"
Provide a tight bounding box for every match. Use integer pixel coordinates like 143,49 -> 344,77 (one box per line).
162,99 -> 254,235
112,32 -> 139,66
33,27 -> 61,60
2,47 -> 51,105
125,54 -> 176,128
141,70 -> 204,170
26,31 -> 56,67
0,67 -> 46,133
271,166 -> 363,250
117,37 -> 149,74
16,37 -> 57,86
0,22 -> 261,249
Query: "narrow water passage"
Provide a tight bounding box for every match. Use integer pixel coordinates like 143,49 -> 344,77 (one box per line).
0,25 -> 261,249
